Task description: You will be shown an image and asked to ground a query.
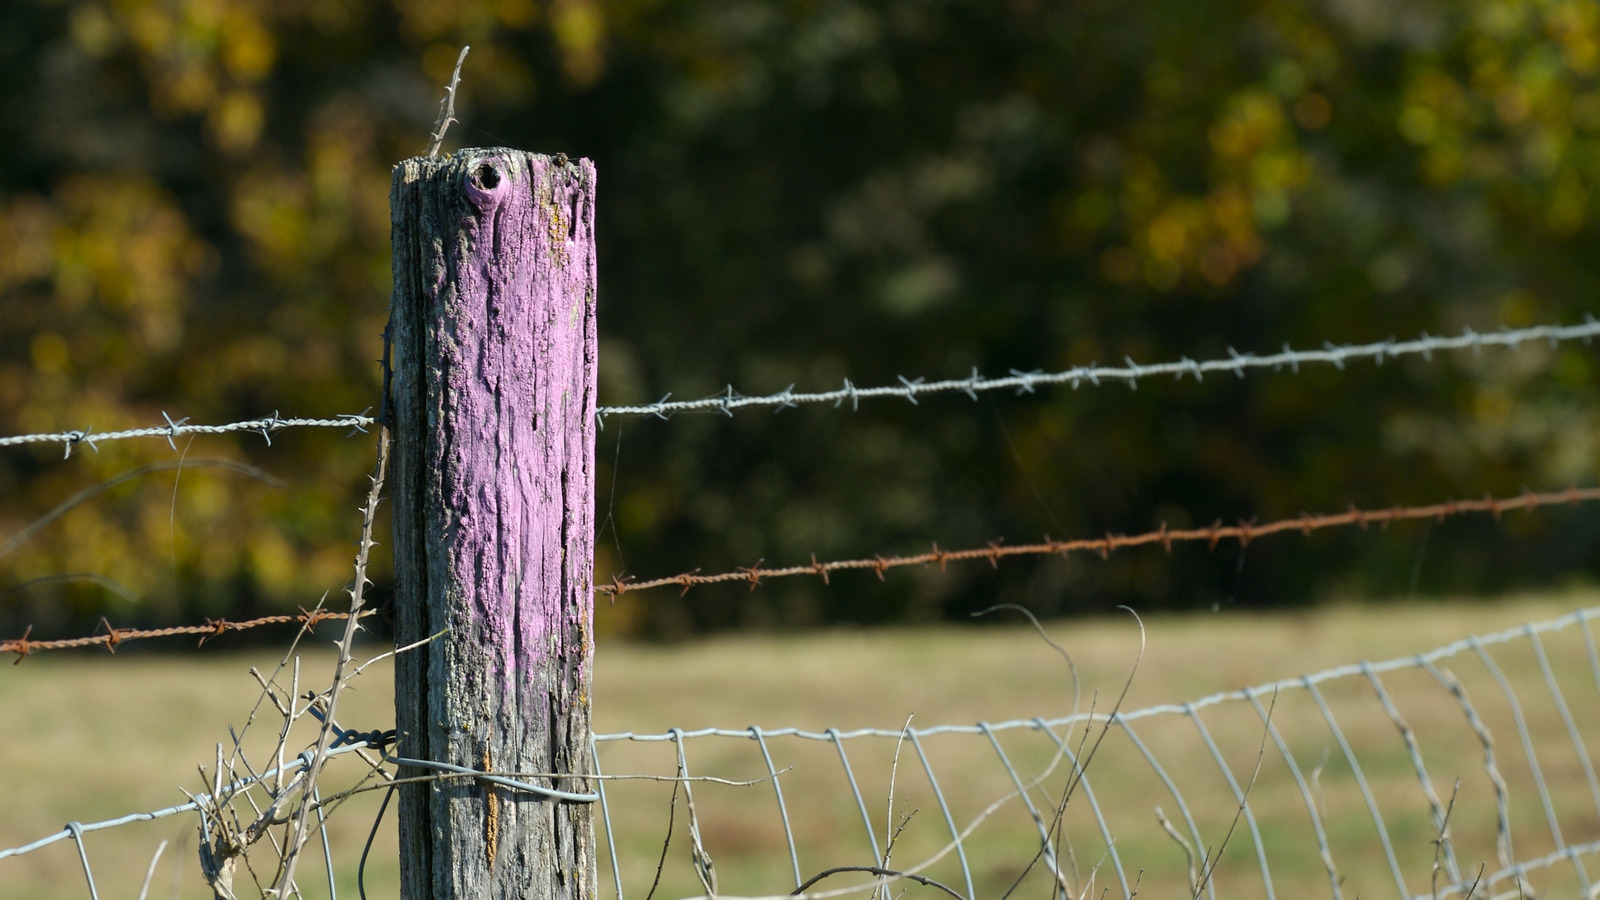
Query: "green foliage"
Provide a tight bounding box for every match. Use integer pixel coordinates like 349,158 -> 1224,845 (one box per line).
2,0 -> 1598,638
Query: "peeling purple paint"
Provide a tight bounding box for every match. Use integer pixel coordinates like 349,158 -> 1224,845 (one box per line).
436,150 -> 595,688
389,148 -> 597,898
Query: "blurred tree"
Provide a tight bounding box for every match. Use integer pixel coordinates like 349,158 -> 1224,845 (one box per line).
2,0 -> 1598,642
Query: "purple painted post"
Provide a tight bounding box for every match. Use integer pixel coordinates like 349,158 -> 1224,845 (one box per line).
387,149 -> 597,898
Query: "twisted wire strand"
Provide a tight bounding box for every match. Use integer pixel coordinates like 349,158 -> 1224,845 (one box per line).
596,319 -> 1600,422
4,320 -> 1597,452
0,412 -> 376,456
0,610 -> 378,661
11,486 -> 1595,658
599,485 -> 1600,597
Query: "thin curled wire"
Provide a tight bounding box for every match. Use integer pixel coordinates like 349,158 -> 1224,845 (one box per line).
595,319 -> 1600,423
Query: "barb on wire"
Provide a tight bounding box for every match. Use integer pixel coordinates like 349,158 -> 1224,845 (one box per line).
598,485 -> 1600,598
0,412 -> 379,454
0,609 -> 379,662
594,318 -> 1600,423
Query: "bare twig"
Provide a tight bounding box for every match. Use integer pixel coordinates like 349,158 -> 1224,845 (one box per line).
426,46 -> 470,157
1190,691 -> 1276,899
274,428 -> 389,895
0,458 -> 282,561
793,866 -> 968,900
1154,806 -> 1197,889
999,606 -> 1146,900
1432,779 -> 1461,900
136,839 -> 167,900
645,768 -> 681,900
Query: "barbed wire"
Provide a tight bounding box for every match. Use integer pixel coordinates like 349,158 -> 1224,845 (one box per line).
0,609 -> 380,662
0,410 -> 377,456
598,485 -> 1600,597
595,318 -> 1600,422
4,321 -> 1597,454
14,486 -> 1594,657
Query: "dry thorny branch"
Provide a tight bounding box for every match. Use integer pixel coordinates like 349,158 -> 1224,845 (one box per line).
178,430 -> 396,899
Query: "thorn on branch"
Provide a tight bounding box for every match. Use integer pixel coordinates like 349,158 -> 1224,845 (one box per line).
426,46 -> 471,158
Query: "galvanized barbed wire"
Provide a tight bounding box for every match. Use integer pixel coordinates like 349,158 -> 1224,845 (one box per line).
594,318 -> 1600,423
0,409 -> 376,456
6,320 -> 1599,453
598,485 -> 1600,597
0,609 -> 380,662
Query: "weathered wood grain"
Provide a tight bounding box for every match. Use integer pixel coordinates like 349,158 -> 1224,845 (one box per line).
388,148 -> 597,899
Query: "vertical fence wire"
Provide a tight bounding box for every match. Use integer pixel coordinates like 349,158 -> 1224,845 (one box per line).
1420,659 -> 1519,893
1111,714 -> 1217,900
748,726 -> 803,889
1244,686 -> 1343,899
592,736 -> 626,900
1305,678 -> 1412,897
906,729 -> 976,900
1183,703 -> 1276,900
65,822 -> 99,900
826,727 -> 883,865
1360,663 -> 1463,887
1469,637 -> 1591,893
1525,627 -> 1600,825
978,721 -> 1067,899
1030,718 -> 1130,899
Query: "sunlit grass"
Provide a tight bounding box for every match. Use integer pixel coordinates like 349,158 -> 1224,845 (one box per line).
3,591 -> 1599,898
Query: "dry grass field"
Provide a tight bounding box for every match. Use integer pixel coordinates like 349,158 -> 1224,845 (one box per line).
3,591 -> 1600,899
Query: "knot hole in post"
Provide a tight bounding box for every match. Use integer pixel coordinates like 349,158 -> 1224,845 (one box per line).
464,157 -> 507,212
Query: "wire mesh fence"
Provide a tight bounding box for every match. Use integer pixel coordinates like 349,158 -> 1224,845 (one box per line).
588,606 -> 1600,900
5,317 -> 1600,897
5,604 -> 1599,900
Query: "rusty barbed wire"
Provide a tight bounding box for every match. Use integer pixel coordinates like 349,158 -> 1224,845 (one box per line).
596,318 -> 1600,423
0,609 -> 380,662
597,486 -> 1600,598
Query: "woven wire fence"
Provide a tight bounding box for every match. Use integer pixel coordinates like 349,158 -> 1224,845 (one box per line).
589,607 -> 1600,900
5,318 -> 1600,898
6,606 -> 1599,899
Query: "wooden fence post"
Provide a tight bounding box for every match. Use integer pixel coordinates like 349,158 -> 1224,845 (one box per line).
387,149 -> 598,899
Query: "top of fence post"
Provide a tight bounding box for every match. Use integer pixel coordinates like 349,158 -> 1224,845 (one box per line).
386,147 -> 598,899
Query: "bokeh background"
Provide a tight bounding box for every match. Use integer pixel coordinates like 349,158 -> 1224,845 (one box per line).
3,0 -> 1600,641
